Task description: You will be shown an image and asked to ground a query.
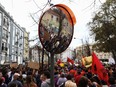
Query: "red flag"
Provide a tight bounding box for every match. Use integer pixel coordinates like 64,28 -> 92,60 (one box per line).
67,57 -> 74,64
92,52 -> 109,84
57,59 -> 62,65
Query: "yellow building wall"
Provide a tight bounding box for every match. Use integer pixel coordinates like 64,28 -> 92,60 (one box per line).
24,32 -> 29,60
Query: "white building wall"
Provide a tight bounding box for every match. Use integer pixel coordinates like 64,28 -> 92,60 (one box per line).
61,48 -> 74,62
0,4 -> 27,64
32,49 -> 39,62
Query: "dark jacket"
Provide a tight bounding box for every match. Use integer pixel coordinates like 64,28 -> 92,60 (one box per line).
8,80 -> 23,87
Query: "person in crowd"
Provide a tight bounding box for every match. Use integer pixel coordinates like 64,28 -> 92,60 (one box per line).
34,70 -> 42,87
0,77 -> 7,87
88,78 -> 96,87
22,70 -> 27,80
75,71 -> 82,86
8,73 -> 23,87
108,77 -> 116,87
65,74 -> 77,87
41,71 -> 50,87
77,76 -> 88,87
23,75 -> 37,87
101,80 -> 108,87
8,83 -> 17,87
17,75 -> 24,85
40,74 -> 45,82
54,70 -> 60,87
8,68 -> 15,82
21,70 -> 27,85
57,73 -> 67,87
108,67 -> 113,77
89,77 -> 101,87
91,75 -> 102,87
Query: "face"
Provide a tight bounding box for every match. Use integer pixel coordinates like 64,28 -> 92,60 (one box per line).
40,74 -> 46,81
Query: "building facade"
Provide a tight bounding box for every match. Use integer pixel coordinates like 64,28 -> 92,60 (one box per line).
75,44 -> 112,63
0,4 -> 29,64
29,45 -> 48,64
23,29 -> 29,61
57,47 -> 75,62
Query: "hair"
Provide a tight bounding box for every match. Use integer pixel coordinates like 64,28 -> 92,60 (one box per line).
25,75 -> 37,87
43,71 -> 50,78
66,74 -> 73,80
77,76 -> 88,87
92,75 -> 101,85
77,71 -> 81,75
9,83 -> 17,87
26,75 -> 33,84
108,77 -> 115,85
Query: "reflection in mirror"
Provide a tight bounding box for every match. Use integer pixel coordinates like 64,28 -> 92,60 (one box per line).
39,5 -> 73,54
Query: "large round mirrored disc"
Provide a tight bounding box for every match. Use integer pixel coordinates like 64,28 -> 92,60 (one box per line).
38,5 -> 74,54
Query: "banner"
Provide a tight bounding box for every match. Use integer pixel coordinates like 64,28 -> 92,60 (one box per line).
28,62 -> 39,70
82,56 -> 92,68
10,63 -> 18,68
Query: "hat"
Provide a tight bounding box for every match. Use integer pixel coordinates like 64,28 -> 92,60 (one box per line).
2,77 -> 5,82
14,73 -> 20,76
22,74 -> 27,79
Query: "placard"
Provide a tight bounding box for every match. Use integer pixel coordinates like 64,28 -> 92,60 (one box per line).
28,62 -> 39,69
10,63 -> 18,68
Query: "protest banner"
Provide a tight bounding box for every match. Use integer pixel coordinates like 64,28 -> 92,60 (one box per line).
10,63 -> 18,68
28,62 -> 39,69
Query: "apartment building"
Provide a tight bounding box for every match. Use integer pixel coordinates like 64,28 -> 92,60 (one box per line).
57,47 -> 75,62
30,45 -> 49,64
0,4 -> 29,64
23,28 -> 29,61
75,44 -> 112,63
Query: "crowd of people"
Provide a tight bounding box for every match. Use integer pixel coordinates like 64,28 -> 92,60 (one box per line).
0,63 -> 115,87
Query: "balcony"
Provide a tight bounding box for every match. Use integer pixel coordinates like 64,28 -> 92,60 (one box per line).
1,46 -> 8,52
15,41 -> 18,45
19,43 -> 22,47
2,34 -> 8,39
6,35 -> 8,38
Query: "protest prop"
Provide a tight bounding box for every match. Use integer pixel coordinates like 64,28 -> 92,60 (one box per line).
28,62 -> 39,69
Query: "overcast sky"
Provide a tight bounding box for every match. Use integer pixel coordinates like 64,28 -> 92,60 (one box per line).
0,0 -> 106,48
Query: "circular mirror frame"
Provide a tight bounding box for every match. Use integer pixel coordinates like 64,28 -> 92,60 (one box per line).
38,4 -> 74,54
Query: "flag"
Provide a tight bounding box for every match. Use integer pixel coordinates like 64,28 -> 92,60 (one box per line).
57,59 -> 62,65
67,57 -> 74,64
92,52 -> 109,84
82,56 -> 92,68
59,63 -> 65,67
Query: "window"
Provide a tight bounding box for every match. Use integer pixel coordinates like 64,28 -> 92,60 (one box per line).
2,42 -> 7,51
2,29 -> 6,37
3,16 -> 8,26
2,43 -> 4,50
2,28 -> 8,38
